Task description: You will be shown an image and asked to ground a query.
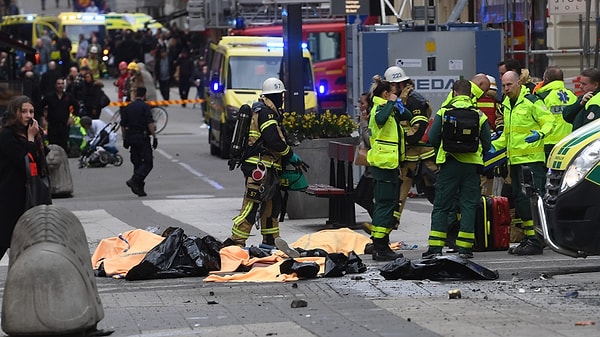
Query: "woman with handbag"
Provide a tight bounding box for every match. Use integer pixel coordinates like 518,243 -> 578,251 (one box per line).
354,92 -> 375,220
0,96 -> 51,261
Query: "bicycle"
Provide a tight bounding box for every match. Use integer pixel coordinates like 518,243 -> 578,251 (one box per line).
107,105 -> 168,134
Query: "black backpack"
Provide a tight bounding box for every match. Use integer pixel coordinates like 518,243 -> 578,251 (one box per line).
441,105 -> 480,153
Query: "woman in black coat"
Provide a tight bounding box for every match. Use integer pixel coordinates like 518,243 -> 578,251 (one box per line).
0,96 -> 49,260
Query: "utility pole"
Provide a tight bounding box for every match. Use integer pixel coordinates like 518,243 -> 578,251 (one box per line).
282,3 -> 305,115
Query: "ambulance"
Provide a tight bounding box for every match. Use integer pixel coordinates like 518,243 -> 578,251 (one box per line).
524,118 -> 600,257
105,12 -> 164,34
205,36 -> 318,159
58,12 -> 107,59
0,14 -> 61,59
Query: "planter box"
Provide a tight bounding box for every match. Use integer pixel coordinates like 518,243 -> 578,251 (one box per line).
286,137 -> 357,219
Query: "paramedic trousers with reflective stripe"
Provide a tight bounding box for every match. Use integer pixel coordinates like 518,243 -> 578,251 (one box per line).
428,157 -> 479,251
230,173 -> 281,246
510,162 -> 546,238
370,166 -> 400,239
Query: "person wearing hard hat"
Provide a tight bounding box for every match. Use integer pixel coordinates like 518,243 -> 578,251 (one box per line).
125,62 -> 146,102
380,66 -> 437,233
223,77 -> 307,252
82,45 -> 107,80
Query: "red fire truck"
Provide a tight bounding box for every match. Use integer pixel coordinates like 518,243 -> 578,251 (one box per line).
232,19 -> 376,114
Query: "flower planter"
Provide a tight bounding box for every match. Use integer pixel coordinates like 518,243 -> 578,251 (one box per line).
286,137 -> 357,219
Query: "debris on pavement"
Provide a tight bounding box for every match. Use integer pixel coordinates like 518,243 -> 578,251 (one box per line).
291,299 -> 308,308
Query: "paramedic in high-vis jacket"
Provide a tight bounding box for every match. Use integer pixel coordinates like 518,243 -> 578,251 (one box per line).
422,79 -> 491,259
367,75 -> 412,261
223,77 -> 305,249
492,71 -> 554,256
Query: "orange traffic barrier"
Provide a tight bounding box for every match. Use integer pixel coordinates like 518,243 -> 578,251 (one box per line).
108,98 -> 205,107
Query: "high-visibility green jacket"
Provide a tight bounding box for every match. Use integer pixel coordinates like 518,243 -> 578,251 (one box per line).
428,95 -> 491,165
534,80 -> 577,145
440,80 -> 485,107
492,86 -> 554,165
367,96 -> 412,169
563,90 -> 600,130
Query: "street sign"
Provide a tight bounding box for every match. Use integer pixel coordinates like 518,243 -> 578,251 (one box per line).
548,0 -> 596,15
332,0 -> 370,15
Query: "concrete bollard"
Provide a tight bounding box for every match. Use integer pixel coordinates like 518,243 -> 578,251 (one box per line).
2,205 -> 105,335
46,144 -> 74,197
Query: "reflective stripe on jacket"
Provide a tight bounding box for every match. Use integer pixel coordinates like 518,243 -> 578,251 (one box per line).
492,86 -> 554,165
535,81 -> 576,145
367,96 -> 403,169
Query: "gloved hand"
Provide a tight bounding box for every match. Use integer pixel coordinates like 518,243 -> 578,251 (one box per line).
152,137 -> 158,149
394,99 -> 405,114
525,130 -> 541,143
289,152 -> 302,165
487,144 -> 496,155
123,139 -> 130,149
400,84 -> 413,104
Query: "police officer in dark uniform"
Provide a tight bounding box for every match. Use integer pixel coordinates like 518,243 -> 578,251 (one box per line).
224,77 -> 306,248
120,87 -> 158,197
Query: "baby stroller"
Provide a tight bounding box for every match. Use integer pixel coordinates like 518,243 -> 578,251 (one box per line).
79,122 -> 123,168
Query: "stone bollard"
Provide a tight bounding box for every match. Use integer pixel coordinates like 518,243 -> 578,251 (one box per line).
2,205 -> 105,335
46,144 -> 74,197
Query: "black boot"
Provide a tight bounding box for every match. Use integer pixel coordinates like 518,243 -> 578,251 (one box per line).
372,237 -> 403,261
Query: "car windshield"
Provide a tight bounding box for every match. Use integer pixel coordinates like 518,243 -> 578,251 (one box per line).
64,24 -> 106,44
228,55 -> 314,91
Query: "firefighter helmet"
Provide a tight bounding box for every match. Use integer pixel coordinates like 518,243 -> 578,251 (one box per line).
261,77 -> 286,95
384,66 -> 410,83
90,46 -> 98,54
127,62 -> 139,71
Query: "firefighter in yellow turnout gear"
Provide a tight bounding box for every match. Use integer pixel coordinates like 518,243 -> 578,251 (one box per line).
422,80 -> 492,259
367,75 -> 412,261
224,78 -> 306,248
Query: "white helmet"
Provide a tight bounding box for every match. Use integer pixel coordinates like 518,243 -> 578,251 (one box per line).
90,46 -> 98,54
261,77 -> 286,95
384,66 -> 410,83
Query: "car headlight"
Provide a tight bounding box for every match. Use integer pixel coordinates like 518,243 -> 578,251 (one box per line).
561,139 -> 600,192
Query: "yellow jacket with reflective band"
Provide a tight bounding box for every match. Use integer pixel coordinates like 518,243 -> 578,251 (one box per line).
492,86 -> 555,165
367,96 -> 403,169
434,96 -> 487,165
535,81 -> 576,145
402,101 -> 434,161
244,99 -> 288,169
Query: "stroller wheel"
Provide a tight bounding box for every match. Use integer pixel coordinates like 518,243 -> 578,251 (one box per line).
98,152 -> 110,165
113,154 -> 123,166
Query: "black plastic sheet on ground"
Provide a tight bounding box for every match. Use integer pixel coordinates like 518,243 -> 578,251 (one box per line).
379,255 -> 499,281
126,227 -> 223,281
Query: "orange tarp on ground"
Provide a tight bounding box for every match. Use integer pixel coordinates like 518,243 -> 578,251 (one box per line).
204,228 -> 371,282
91,229 -> 165,277
290,228 -> 371,254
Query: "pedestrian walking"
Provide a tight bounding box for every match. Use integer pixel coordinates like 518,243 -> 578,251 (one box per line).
174,48 -> 193,107
422,79 -> 492,259
155,48 -> 171,101
562,67 -> 600,131
223,77 -> 306,248
41,77 -> 78,153
120,87 -> 157,197
0,96 -> 50,260
367,75 -> 411,261
493,71 -> 554,255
